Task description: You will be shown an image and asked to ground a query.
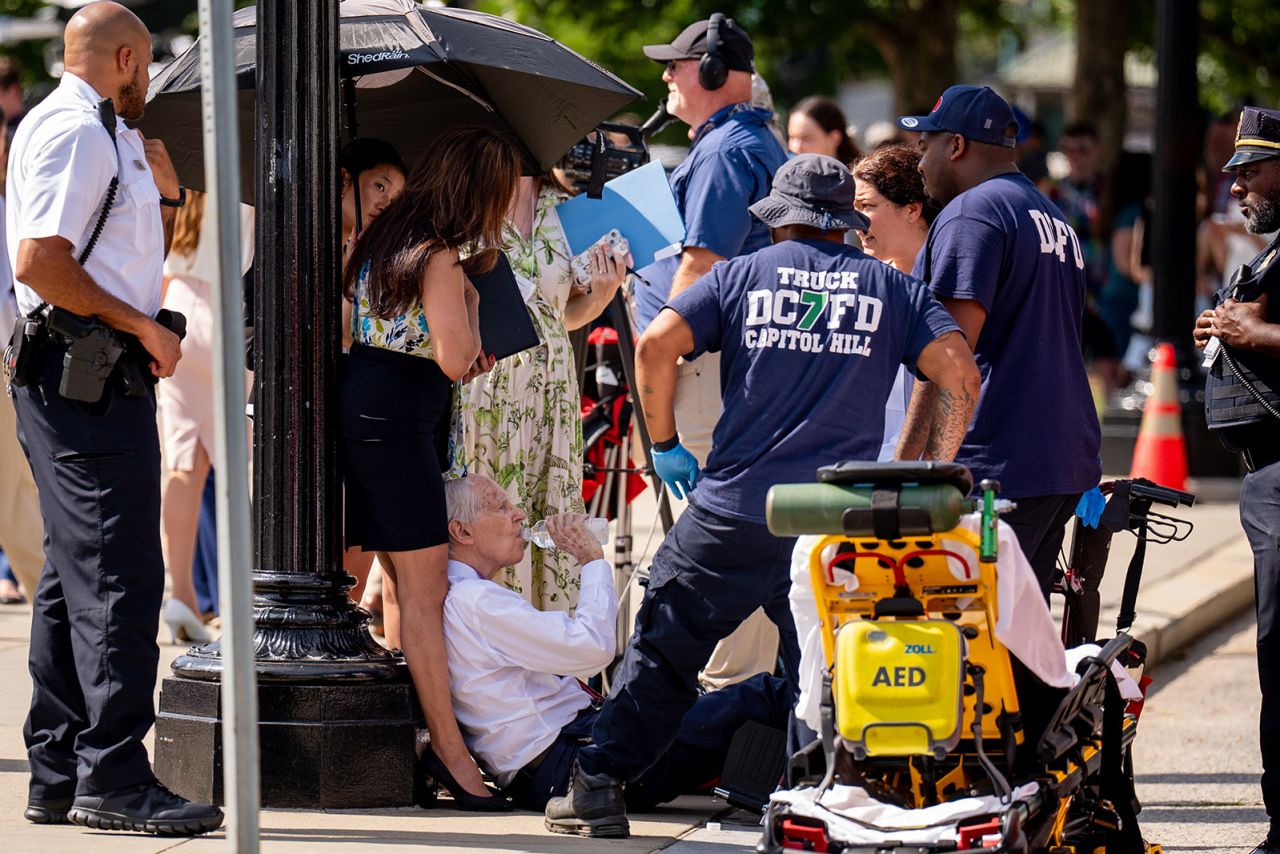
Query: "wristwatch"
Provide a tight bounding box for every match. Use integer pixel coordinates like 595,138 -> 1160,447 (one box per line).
159,185 -> 186,208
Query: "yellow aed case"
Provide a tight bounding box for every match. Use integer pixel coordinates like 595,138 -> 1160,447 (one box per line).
833,620 -> 965,759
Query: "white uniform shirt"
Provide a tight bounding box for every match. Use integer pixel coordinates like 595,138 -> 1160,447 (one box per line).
442,558 -> 616,787
0,197 -> 15,335
6,72 -> 164,317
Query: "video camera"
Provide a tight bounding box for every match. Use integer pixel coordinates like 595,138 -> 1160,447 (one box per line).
560,100 -> 675,199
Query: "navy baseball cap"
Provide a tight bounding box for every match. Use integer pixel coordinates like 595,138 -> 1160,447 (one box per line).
897,85 -> 1019,149
1223,106 -> 1280,171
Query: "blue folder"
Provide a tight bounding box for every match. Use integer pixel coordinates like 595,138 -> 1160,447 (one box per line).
555,160 -> 686,268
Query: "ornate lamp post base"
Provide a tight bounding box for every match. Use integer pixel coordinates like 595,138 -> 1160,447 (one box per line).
155,571 -> 420,808
155,677 -> 418,808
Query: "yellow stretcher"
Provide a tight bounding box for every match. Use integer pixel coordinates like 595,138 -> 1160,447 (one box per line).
759,461 -> 1167,854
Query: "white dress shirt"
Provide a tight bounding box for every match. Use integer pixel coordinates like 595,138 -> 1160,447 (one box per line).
7,72 -> 164,317
442,557 -> 616,787
0,197 -> 15,335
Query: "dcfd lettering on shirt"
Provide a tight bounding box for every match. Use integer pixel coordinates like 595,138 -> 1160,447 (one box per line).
1027,209 -> 1085,269
743,265 -> 880,356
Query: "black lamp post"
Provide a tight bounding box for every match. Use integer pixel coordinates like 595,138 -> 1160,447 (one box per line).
153,0 -> 419,808
1150,0 -> 1198,348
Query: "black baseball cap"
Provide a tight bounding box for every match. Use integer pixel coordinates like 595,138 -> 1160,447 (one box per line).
1223,106 -> 1280,171
897,85 -> 1019,149
642,16 -> 754,73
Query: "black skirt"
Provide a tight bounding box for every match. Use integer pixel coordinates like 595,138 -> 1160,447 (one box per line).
340,343 -> 453,552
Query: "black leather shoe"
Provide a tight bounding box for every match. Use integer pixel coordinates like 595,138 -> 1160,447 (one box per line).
544,760 -> 629,839
68,780 -> 223,835
1250,839 -> 1280,854
418,748 -> 513,812
24,797 -> 72,824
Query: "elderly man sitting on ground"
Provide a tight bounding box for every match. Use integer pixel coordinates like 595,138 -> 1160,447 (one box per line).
438,474 -> 788,836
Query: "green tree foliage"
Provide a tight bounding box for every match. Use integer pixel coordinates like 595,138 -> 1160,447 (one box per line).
470,0 -> 1280,122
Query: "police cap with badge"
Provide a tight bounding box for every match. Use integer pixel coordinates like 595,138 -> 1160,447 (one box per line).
1204,105 -> 1280,466
1223,106 -> 1280,171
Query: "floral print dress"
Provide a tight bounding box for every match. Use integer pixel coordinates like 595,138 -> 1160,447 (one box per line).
459,189 -> 587,612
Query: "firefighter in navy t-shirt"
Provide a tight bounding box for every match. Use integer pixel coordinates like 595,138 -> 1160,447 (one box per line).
897,85 -> 1103,598
545,154 -> 981,836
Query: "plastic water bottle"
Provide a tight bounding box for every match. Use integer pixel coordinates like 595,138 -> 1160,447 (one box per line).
522,517 -> 610,549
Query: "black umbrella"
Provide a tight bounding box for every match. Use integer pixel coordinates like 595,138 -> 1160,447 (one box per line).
139,0 -> 642,198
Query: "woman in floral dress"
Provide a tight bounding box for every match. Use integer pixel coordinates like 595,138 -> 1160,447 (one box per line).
460,176 -> 628,611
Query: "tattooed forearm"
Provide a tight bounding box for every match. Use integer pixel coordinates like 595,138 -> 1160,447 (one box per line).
896,381 -> 937,460
924,373 -> 979,462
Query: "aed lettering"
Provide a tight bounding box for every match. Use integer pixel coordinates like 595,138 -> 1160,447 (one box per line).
1026,209 -> 1085,269
872,665 -> 926,687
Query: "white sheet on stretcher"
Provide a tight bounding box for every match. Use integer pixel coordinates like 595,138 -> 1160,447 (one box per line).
790,513 -> 1139,733
770,781 -> 1040,846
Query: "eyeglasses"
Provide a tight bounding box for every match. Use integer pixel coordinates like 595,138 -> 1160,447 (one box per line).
665,59 -> 692,75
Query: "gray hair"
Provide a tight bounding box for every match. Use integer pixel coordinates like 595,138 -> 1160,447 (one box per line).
444,476 -> 484,526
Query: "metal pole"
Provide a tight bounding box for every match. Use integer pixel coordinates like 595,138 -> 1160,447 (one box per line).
607,292 -> 673,532
159,0 -> 415,811
1151,0 -> 1198,345
196,1 -> 258,850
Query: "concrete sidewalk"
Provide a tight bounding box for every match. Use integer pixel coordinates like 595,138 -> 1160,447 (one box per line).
0,484 -> 1254,853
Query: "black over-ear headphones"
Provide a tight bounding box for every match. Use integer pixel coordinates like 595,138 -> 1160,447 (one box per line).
698,12 -> 728,91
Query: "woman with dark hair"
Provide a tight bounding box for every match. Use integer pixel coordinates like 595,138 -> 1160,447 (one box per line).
341,125 -> 521,810
851,142 -> 938,272
337,138 -> 406,621
340,136 -> 407,251
851,143 -> 939,459
787,95 -> 859,165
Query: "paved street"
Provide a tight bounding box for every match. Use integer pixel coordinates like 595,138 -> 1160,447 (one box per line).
1134,611 -> 1270,851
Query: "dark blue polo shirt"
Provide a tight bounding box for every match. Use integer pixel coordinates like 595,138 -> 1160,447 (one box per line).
633,103 -> 788,331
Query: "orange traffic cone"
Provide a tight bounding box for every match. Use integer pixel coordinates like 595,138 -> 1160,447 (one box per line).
1129,342 -> 1188,490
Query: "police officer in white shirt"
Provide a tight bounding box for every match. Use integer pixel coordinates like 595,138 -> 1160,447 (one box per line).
438,475 -> 787,835
4,2 -> 221,835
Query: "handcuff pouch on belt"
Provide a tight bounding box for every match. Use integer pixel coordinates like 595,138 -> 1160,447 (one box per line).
4,312 -> 48,390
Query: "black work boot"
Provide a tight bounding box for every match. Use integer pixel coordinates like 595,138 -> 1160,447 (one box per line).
544,760 -> 629,839
24,796 -> 72,824
68,780 -> 224,836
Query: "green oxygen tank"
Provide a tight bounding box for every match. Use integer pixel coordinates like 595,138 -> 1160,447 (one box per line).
766,482 -> 970,537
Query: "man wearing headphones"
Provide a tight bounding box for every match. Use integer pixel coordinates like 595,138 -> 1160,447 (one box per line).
630,11 -> 790,695
632,14 -> 788,463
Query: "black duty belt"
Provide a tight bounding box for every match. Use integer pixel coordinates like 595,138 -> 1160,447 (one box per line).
1243,444 -> 1280,474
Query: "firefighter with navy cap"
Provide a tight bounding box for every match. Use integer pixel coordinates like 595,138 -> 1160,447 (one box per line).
1194,105 -> 1280,854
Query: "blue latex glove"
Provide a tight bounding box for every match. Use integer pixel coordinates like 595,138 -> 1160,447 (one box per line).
652,442 -> 701,501
1074,486 -> 1106,529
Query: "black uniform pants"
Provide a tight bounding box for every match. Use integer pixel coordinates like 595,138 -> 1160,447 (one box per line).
11,344 -> 164,799
577,501 -> 800,783
1242,459 -> 1280,832
507,673 -> 788,812
1002,492 -> 1083,600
